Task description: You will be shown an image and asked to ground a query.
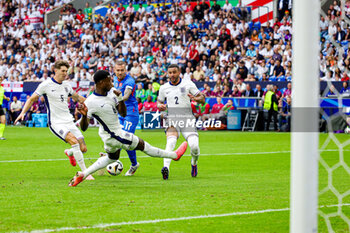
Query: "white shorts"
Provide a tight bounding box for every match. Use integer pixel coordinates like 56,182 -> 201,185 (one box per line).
102,129 -> 139,154
49,122 -> 84,142
164,116 -> 198,140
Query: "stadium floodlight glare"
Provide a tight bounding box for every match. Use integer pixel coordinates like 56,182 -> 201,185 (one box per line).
290,0 -> 320,232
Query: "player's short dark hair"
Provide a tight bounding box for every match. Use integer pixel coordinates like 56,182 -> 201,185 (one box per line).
54,60 -> 69,70
168,64 -> 180,70
94,70 -> 110,84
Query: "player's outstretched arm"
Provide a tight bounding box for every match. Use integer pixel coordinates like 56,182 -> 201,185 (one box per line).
188,93 -> 205,104
77,103 -> 89,131
114,89 -> 126,117
71,92 -> 86,104
3,94 -> 10,101
123,88 -> 132,102
15,93 -> 39,124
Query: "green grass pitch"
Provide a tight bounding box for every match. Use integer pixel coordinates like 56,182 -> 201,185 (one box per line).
0,127 -> 349,232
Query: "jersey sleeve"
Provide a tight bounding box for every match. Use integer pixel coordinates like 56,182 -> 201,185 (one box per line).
66,84 -> 74,97
125,77 -> 135,90
158,86 -> 165,102
189,81 -> 201,96
84,99 -> 94,119
35,81 -> 48,96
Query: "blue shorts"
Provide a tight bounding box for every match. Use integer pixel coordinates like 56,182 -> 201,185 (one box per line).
119,115 -> 139,134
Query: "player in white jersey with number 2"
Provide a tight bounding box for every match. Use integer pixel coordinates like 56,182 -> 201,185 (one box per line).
157,64 -> 206,179
69,70 -> 188,187
15,60 -> 93,180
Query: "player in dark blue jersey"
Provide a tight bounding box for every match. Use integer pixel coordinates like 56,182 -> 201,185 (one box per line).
112,60 -> 140,175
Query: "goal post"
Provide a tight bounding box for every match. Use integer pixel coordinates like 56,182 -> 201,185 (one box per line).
290,0 -> 320,232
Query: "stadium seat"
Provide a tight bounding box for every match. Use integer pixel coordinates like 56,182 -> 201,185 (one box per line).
269,76 -> 277,81
248,22 -> 253,31
32,114 -> 48,127
20,93 -> 27,103
253,22 -> 261,31
286,76 -> 292,81
278,76 -> 286,82
26,120 -> 34,127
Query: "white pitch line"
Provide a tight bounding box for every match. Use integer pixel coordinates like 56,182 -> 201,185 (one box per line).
14,203 -> 350,233
0,151 -> 291,163
0,149 -> 344,163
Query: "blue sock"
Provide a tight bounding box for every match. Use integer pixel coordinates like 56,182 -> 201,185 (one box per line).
127,150 -> 137,166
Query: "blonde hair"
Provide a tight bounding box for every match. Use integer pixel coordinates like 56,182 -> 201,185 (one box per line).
115,60 -> 126,66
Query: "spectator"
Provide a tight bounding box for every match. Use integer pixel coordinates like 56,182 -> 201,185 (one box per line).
130,61 -> 141,79
273,85 -> 282,100
203,85 -> 214,97
341,81 -> 350,94
68,97 -> 76,117
211,0 -> 221,12
193,65 -> 205,81
183,67 -> 193,81
219,99 -> 235,125
223,84 -> 233,97
273,59 -> 285,78
192,101 -> 210,120
203,97 -> 225,121
24,96 -> 38,123
278,0 -> 292,21
278,95 -> 291,132
264,85 -> 278,131
136,84 -> 147,103
334,25 -> 346,42
236,61 -> 248,80
254,84 -> 264,98
242,84 -> 254,97
213,85 -> 223,97
236,78 -> 246,93
145,83 -> 158,101
283,82 -> 292,97
223,0 -> 233,12
88,52 -> 98,72
83,3 -> 93,20
143,95 -> 157,112
10,96 -> 22,125
36,96 -> 47,114
232,86 -> 242,97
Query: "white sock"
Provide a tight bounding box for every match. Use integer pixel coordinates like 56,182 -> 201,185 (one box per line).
83,156 -> 116,178
66,148 -> 73,156
143,141 -> 177,159
71,144 -> 87,171
164,136 -> 177,168
188,135 -> 200,166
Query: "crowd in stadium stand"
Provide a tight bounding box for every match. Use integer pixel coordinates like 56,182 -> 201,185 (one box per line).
1,0 -> 350,128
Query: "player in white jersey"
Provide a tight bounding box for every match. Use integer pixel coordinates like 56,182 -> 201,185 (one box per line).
68,70 -> 188,187
15,60 -> 93,180
157,64 -> 206,179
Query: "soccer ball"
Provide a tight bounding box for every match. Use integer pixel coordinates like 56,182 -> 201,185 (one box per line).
345,126 -> 350,134
106,160 -> 123,176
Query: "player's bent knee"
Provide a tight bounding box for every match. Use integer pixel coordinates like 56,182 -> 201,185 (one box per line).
135,138 -> 145,151
80,145 -> 87,153
166,127 -> 178,138
65,133 -> 79,145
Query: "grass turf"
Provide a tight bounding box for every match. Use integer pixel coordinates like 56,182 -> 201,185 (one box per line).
0,127 -> 349,232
